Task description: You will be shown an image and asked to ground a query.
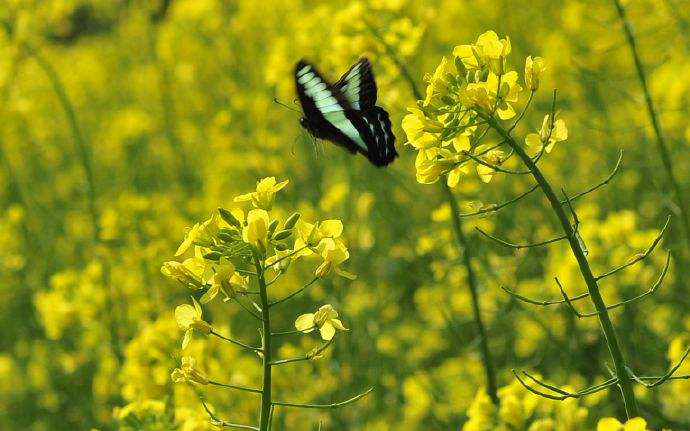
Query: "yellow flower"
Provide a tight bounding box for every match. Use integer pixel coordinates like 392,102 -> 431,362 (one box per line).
171,356 -> 209,385
525,115 -> 568,154
525,56 -> 546,91
242,209 -> 270,248
414,148 -> 457,184
528,419 -> 555,431
265,248 -> 293,272
199,258 -> 235,303
234,177 -> 288,210
161,248 -> 207,289
423,56 -> 450,107
489,71 -> 522,120
295,304 -> 348,341
597,417 -> 650,431
475,31 -> 511,74
175,297 -> 212,349
402,107 -> 443,150
476,149 -> 504,183
455,31 -> 511,74
175,214 -> 220,256
315,238 -> 355,279
292,219 -> 344,257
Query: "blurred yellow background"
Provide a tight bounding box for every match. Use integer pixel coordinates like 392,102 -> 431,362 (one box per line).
0,0 -> 688,430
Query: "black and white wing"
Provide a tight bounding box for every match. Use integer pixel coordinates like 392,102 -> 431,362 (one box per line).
360,106 -> 397,166
295,59 -> 397,167
334,58 -> 378,110
295,60 -> 368,155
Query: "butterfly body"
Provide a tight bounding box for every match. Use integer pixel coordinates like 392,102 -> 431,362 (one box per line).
295,58 -> 397,167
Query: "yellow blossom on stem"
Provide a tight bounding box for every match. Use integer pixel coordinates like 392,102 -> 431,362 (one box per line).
423,56 -> 451,108
233,177 -> 288,210
476,149 -> 505,183
171,356 -> 209,385
199,258 -> 235,303
265,248 -> 293,272
525,56 -> 546,91
175,297 -> 212,349
597,417 -> 650,431
242,209 -> 270,249
161,247 -> 207,289
175,214 -> 220,256
295,304 -> 348,341
525,114 -> 568,154
293,219 -> 344,257
315,238 -> 355,279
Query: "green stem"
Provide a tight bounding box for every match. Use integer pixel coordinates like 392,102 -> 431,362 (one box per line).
612,0 -> 690,255
254,253 -> 272,431
29,47 -> 99,241
29,46 -> 126,366
488,117 -> 638,418
441,181 -> 499,405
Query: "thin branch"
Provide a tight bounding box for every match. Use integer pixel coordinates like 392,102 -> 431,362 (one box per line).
264,246 -> 309,270
461,150 -> 532,175
475,227 -> 567,249
270,340 -> 333,365
628,346 -> 690,388
513,369 -> 617,400
210,330 -> 261,352
230,296 -> 263,322
272,327 -> 314,336
269,277 -> 319,307
196,390 -> 259,431
595,216 -> 671,280
555,277 -> 585,318
272,387 -> 373,409
458,185 -> 539,218
500,284 -> 584,306
560,150 -> 623,204
507,90 -> 535,133
524,370 -> 618,397
208,380 -> 262,394
557,253 -> 670,318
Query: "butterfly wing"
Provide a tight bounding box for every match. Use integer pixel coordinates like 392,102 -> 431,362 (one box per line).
334,58 -> 378,110
295,60 -> 367,154
295,59 -> 396,167
359,106 -> 397,166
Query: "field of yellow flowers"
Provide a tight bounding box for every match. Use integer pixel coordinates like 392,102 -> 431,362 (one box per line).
1,1 -> 689,430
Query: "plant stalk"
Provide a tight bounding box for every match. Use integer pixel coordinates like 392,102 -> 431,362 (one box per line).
254,254 -> 273,431
442,181 -> 499,405
612,0 -> 690,256
488,117 -> 639,418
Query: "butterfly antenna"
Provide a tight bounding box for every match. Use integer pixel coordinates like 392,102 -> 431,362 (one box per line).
273,97 -> 302,114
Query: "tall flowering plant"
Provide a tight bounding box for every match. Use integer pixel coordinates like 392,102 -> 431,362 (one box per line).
402,31 -> 686,421
162,177 -> 370,431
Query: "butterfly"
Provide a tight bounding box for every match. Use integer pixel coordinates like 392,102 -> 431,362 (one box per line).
294,58 -> 398,167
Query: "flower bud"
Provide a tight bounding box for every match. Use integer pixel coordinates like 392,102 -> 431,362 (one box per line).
203,251 -> 222,261
283,212 -> 300,230
272,229 -> 292,240
218,208 -> 241,227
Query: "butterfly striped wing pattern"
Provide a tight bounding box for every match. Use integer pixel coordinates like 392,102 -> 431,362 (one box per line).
295,59 -> 397,167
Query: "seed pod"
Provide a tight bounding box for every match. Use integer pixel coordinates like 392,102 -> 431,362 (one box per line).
283,212 -> 301,230
218,208 -> 241,227
273,230 -> 292,241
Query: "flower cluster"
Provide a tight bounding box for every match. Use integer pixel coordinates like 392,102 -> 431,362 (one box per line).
162,177 -> 355,305
402,31 -> 567,187
162,177 -> 354,350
